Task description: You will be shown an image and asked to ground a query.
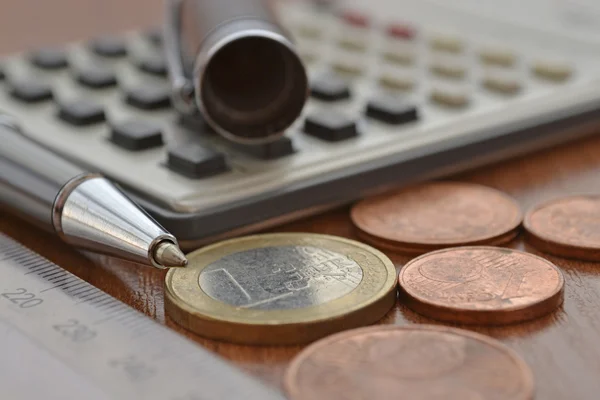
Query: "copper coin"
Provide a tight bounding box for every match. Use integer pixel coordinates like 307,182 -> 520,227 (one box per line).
356,227 -> 520,255
284,325 -> 534,400
351,182 -> 522,254
399,247 -> 564,324
525,195 -> 600,261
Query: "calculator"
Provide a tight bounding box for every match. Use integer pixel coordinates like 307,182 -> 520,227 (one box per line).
3,0 -> 600,249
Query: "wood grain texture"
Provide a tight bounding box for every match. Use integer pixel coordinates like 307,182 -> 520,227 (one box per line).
1,0 -> 600,398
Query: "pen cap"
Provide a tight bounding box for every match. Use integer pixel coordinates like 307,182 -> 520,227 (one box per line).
167,0 -> 308,144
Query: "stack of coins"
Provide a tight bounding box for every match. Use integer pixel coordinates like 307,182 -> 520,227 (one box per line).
350,182 -> 523,254
524,195 -> 600,261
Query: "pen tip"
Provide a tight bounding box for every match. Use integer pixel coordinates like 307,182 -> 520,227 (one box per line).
153,241 -> 188,268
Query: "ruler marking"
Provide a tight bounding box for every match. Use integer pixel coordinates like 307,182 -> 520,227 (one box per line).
108,306 -> 134,320
26,260 -> 49,270
24,264 -> 55,275
94,304 -> 131,325
112,310 -> 138,324
69,286 -> 97,298
62,281 -> 88,294
47,274 -> 71,284
57,278 -> 80,288
97,301 -> 123,314
2,245 -> 23,256
77,292 -> 105,305
21,258 -> 44,268
90,297 -> 115,308
39,270 -> 65,279
125,316 -> 152,330
40,277 -> 78,293
10,253 -> 38,265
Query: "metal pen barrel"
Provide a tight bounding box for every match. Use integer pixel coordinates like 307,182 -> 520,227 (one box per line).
165,0 -> 308,144
0,117 -> 187,269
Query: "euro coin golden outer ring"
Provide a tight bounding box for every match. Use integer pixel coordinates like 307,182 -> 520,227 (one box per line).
164,233 -> 398,345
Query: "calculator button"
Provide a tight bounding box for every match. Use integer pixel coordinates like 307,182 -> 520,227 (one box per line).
304,111 -> 358,141
382,50 -> 415,65
430,87 -> 470,108
479,48 -> 516,67
310,75 -> 351,101
386,23 -> 416,40
430,61 -> 467,79
337,38 -> 367,52
0,65 -> 5,80
296,24 -> 322,39
366,95 -> 418,125
110,120 -> 163,150
167,144 -> 228,178
29,48 -> 68,70
138,53 -> 168,77
482,75 -> 522,95
532,61 -> 572,82
10,79 -> 53,103
146,28 -> 163,46
76,65 -> 117,89
341,11 -> 370,28
331,62 -> 363,78
378,74 -> 415,91
179,112 -> 215,134
299,51 -> 318,64
430,35 -> 464,53
125,85 -> 171,110
58,99 -> 105,126
89,36 -> 127,58
233,136 -> 295,160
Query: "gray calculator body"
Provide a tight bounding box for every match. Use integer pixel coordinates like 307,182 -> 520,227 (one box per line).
3,0 -> 600,248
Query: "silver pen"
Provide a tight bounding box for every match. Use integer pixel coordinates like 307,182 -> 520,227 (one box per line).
164,0 -> 308,144
0,115 -> 188,269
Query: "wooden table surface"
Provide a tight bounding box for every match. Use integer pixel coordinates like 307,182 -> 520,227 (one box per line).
2,1 -> 600,399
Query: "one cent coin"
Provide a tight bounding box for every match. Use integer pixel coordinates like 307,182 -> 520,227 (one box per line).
351,182 -> 522,254
525,195 -> 600,261
285,325 -> 534,400
164,233 -> 397,345
398,247 -> 564,324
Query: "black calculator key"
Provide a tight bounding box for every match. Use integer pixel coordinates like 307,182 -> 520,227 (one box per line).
303,111 -> 358,141
89,36 -> 127,57
76,65 -> 117,89
138,53 -> 167,77
10,80 -> 53,103
58,99 -> 105,126
146,28 -> 163,46
233,136 -> 295,160
310,75 -> 351,101
110,120 -> 164,150
179,112 -> 215,134
168,144 -> 228,178
125,85 -> 171,110
365,95 -> 419,124
29,48 -> 68,70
